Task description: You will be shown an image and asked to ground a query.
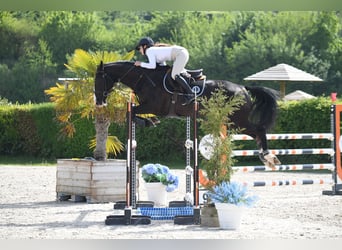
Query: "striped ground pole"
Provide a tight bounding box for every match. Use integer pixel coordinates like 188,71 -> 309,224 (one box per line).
243,178 -> 334,187
232,163 -> 334,173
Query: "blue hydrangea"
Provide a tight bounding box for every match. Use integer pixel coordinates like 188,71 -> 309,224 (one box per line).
141,163 -> 179,192
142,163 -> 158,175
207,181 -> 258,207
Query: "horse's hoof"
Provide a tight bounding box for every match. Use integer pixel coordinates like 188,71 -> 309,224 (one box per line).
263,154 -> 280,170
265,161 -> 276,170
273,156 -> 281,165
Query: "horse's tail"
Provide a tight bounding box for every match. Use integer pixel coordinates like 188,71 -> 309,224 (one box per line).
245,86 -> 280,131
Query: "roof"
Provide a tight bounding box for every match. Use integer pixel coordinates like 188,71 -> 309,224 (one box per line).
244,63 -> 323,82
284,90 -> 316,101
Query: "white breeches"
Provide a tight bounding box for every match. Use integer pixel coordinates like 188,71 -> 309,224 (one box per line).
170,47 -> 189,79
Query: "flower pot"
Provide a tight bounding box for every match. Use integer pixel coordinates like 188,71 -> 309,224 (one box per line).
215,203 -> 244,230
144,182 -> 167,207
56,159 -> 139,203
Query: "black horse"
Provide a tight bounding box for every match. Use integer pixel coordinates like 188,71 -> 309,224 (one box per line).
94,60 -> 281,168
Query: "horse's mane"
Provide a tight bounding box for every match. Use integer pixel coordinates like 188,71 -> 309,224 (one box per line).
104,60 -> 170,72
105,60 -> 133,67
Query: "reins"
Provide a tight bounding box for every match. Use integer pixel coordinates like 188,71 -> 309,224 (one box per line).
117,65 -> 136,83
105,63 -> 157,90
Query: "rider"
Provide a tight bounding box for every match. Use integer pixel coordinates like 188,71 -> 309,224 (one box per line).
134,37 -> 194,105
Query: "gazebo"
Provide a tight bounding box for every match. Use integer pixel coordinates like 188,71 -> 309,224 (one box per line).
244,63 -> 323,98
284,90 -> 316,101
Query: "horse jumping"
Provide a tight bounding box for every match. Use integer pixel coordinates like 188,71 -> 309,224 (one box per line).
94,60 -> 281,168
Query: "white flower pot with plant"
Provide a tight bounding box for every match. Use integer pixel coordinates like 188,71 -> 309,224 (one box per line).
207,181 -> 258,230
141,163 -> 179,206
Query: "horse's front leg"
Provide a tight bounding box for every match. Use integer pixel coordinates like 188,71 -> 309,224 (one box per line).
256,134 -> 281,169
131,106 -> 160,127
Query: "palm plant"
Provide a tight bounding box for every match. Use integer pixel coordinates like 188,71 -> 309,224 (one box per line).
45,49 -> 134,160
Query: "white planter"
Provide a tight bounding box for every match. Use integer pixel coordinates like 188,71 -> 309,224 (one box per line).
144,182 -> 167,207
56,159 -> 139,203
215,203 -> 244,230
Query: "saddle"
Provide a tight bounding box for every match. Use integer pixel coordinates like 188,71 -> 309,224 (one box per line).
163,69 -> 207,97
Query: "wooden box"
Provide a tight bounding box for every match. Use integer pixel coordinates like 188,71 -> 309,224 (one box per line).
56,159 -> 139,203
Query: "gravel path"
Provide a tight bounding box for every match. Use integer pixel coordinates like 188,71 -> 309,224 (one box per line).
0,165 -> 341,239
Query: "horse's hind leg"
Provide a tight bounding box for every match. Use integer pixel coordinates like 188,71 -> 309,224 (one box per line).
256,133 -> 281,169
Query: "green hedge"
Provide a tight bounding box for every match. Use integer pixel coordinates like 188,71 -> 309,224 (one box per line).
0,103 -> 95,159
0,97 -> 338,164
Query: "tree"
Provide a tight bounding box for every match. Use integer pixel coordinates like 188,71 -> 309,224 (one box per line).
0,11 -> 39,66
45,49 -> 134,160
39,11 -> 102,71
0,38 -> 57,103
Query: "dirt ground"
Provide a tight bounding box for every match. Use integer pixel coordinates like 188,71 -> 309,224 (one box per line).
0,165 -> 341,239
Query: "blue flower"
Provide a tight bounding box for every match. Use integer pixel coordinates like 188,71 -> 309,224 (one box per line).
141,163 -> 179,192
142,163 -> 158,175
207,181 -> 258,207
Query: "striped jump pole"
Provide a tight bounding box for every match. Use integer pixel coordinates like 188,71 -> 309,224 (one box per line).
233,133 -> 333,141
232,148 -> 334,157
233,163 -> 335,173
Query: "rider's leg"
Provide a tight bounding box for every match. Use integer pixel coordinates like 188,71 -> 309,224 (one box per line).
171,48 -> 194,105
175,75 -> 195,105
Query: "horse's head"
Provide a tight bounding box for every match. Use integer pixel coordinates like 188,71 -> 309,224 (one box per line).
94,61 -> 140,107
94,60 -> 170,107
94,61 -> 108,107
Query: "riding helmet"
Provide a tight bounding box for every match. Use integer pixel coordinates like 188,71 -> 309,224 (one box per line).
135,37 -> 154,50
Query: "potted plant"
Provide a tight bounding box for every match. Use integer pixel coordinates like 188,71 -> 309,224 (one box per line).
45,49 -> 134,161
46,49 -> 136,203
141,163 -> 179,206
199,88 -> 244,188
207,181 -> 258,230
198,88 -> 244,226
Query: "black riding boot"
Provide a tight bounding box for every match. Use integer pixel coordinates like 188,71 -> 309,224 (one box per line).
175,75 -> 194,105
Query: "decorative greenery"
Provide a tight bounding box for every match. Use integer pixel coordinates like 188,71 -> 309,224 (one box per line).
207,181 -> 258,207
88,135 -> 124,159
199,88 -> 244,187
141,163 -> 179,192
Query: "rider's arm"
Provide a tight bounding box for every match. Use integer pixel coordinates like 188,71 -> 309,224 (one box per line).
140,49 -> 157,69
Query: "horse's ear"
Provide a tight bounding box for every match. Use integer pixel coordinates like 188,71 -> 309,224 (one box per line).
97,61 -> 104,72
